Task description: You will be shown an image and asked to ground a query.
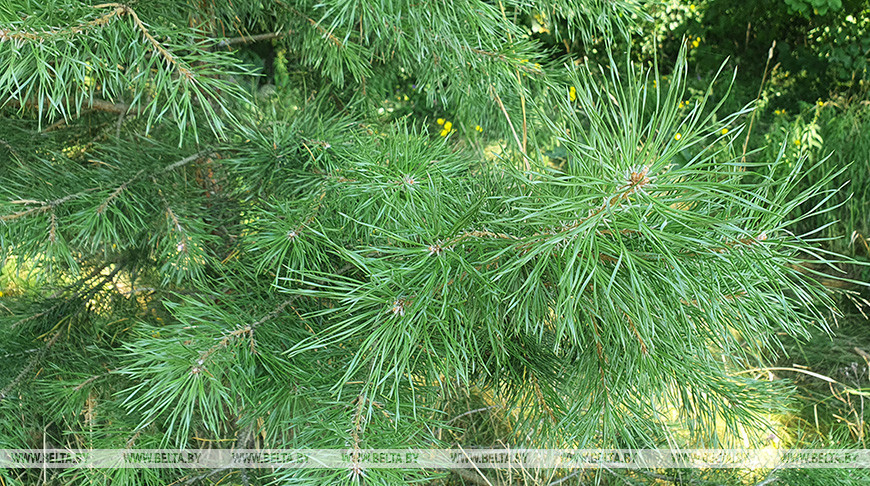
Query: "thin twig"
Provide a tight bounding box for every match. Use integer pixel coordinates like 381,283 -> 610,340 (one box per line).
451,467 -> 503,486
97,169 -> 144,214
444,167 -> 652,249
49,211 -> 57,243
445,406 -> 497,425
547,470 -> 581,486
1,191 -> 90,221
8,97 -> 143,117
288,7 -> 342,47
196,263 -> 356,366
490,85 -> 528,170
42,116 -> 75,133
515,70 -> 528,155
216,31 -> 291,48
94,4 -> 192,78
531,374 -> 557,423
158,150 -> 214,175
736,367 -> 866,394
73,371 -> 112,391
90,98 -> 142,115
456,445 -> 496,486
182,427 -> 252,485
2,150 -> 201,223
741,41 -> 776,163
756,475 -> 779,486
0,330 -> 62,402
0,5 -> 123,41
624,313 -> 648,355
11,261 -> 125,333
114,109 -> 126,138
0,138 -> 19,160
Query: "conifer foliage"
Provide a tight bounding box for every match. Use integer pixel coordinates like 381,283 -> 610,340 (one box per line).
0,1 -> 854,484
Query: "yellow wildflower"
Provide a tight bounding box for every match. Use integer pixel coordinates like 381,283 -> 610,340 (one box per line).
793,139 -> 801,146
443,121 -> 452,131
440,128 -> 449,137
569,86 -> 576,102
475,125 -> 483,132
436,118 -> 445,125
674,133 -> 682,141
721,128 -> 729,135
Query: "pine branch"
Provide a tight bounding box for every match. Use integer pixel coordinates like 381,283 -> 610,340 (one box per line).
290,8 -> 343,48
490,84 -> 528,168
88,98 -> 144,116
6,97 -> 144,116
0,5 -> 125,41
1,192 -> 91,221
157,150 -> 216,176
0,330 -> 62,402
196,263 -> 357,369
93,3 -> 195,80
97,169 -> 144,214
10,260 -> 125,337
0,137 -> 19,159
73,371 -> 112,391
216,31 -> 293,48
1,151 -> 211,224
445,406 -> 498,425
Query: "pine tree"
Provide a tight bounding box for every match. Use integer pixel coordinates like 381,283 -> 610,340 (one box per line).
0,1 -> 858,485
